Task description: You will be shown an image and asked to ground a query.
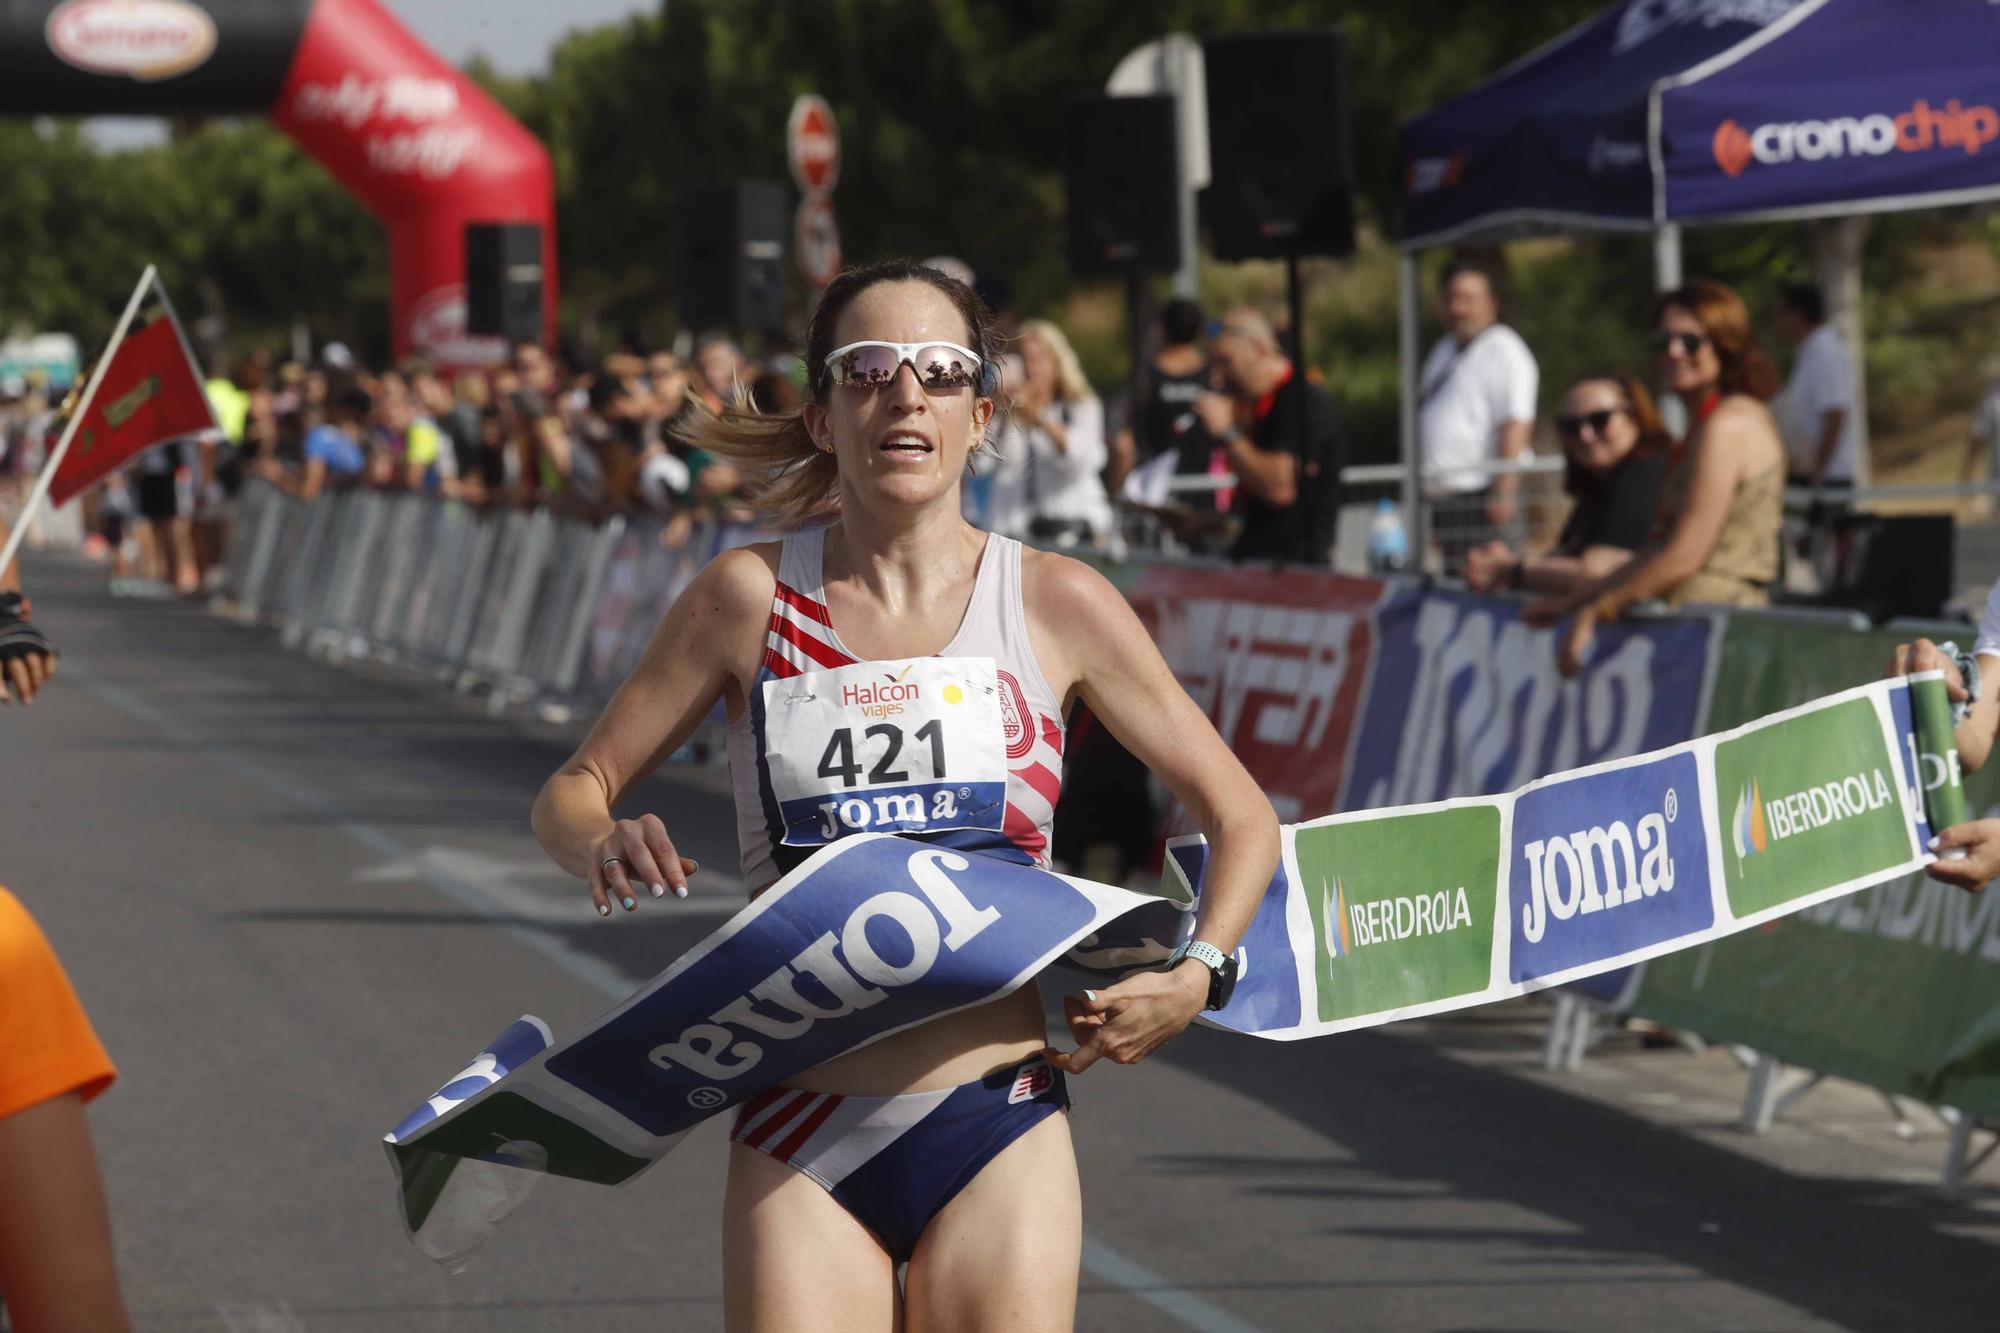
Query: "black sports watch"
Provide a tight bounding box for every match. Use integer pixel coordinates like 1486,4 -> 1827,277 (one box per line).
1167,939 -> 1239,1011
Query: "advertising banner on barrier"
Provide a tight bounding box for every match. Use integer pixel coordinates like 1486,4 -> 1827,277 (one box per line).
1632,617 -> 2000,1117
1340,586 -> 1719,811
1126,563 -> 1386,823
385,674 -> 1960,1267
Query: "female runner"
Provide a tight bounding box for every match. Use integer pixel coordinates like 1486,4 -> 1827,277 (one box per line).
532,260 -> 1278,1332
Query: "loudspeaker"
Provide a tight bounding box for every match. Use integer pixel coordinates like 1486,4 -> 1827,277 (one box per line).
1065,95 -> 1180,276
465,223 -> 545,342
1202,28 -> 1355,260
1825,514 -> 1955,621
679,180 -> 789,335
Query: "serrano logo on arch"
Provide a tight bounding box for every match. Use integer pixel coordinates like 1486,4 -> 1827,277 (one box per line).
46,0 -> 217,82
1712,99 -> 2000,178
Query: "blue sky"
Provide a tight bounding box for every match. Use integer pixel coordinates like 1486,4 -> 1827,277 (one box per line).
386,0 -> 656,75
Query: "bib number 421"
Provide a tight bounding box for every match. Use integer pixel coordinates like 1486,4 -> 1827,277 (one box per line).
765,657 -> 1009,845
817,720 -> 947,789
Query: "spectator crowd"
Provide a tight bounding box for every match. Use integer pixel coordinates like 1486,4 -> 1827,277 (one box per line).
0,287 -> 1357,598
0,259 -> 1902,622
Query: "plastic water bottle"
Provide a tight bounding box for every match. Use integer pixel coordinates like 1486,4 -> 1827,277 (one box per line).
1367,499 -> 1409,573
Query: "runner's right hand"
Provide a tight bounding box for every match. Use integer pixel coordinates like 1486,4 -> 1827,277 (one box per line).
589,814 -> 698,916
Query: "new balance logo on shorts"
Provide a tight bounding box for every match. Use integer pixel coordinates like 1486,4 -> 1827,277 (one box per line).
1008,1060 -> 1054,1104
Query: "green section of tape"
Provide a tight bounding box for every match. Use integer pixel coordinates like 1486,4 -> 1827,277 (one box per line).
1294,805 -> 1500,1022
1712,696 -> 1911,917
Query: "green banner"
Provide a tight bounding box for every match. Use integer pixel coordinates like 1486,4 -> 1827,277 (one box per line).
1712,696 -> 1912,918
1632,616 -> 2000,1116
1294,806 -> 1501,1022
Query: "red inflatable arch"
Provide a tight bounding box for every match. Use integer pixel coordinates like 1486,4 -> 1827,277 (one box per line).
2,0 -> 556,367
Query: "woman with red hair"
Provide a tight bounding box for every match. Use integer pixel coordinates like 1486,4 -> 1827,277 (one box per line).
1529,277 -> 1787,676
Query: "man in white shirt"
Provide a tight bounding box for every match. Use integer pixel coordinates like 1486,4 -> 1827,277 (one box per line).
1774,283 -> 1861,490
1416,256 -> 1538,574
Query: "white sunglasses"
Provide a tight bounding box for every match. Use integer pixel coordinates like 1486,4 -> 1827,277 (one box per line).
822,340 -> 985,393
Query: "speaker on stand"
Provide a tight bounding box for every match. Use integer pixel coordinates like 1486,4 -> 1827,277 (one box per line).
678,180 -> 789,338
1202,27 -> 1356,518
1202,28 -> 1356,268
465,222 -> 545,344
1065,94 -> 1181,493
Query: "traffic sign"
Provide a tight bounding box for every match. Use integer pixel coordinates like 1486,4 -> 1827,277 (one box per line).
787,94 -> 841,196
795,196 -> 842,289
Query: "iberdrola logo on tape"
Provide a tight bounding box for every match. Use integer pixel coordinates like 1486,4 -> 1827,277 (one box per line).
1295,806 -> 1498,1023
1731,779 -> 1769,865
1732,768 -> 1894,872
1712,698 -> 1913,917
1319,876 -> 1351,958
1322,871 -> 1473,954
46,0 -> 217,82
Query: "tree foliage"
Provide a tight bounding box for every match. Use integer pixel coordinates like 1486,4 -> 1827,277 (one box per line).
0,0 -> 1607,351
4,0 -> 1988,471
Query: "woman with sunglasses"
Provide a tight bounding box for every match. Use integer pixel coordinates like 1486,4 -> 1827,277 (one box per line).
531,260 -> 1276,1331
1526,278 -> 1785,676
1464,370 -> 1671,596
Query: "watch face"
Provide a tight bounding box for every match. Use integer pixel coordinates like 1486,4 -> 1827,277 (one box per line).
1210,954 -> 1240,1010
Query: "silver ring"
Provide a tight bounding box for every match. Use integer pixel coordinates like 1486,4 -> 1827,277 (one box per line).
601,856 -> 627,873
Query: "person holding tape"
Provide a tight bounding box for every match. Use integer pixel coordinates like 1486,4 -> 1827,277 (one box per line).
1887,584 -> 2000,891
531,259 -> 1277,1332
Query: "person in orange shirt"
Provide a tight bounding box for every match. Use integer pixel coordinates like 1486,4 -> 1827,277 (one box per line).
0,886 -> 129,1332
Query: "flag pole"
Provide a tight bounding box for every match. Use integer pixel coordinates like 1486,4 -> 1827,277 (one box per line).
0,265 -> 158,579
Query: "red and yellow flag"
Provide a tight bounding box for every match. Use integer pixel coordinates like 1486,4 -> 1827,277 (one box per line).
47,296 -> 216,507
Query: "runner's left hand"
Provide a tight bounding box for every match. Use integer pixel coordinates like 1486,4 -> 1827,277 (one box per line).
1042,964 -> 1207,1075
1926,820 -> 2000,894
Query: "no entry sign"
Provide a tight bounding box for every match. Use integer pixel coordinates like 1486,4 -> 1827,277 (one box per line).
788,94 -> 840,196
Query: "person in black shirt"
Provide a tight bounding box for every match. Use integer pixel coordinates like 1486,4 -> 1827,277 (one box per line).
1110,298 -> 1210,491
1465,370 -> 1670,596
1191,308 -> 1346,564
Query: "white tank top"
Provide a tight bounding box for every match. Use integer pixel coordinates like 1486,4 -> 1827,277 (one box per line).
726,528 -> 1067,891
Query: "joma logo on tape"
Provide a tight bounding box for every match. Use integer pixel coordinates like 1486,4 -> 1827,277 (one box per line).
648,849 -> 1000,1080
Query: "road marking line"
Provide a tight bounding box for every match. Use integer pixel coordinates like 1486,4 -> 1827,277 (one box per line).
68,661 -> 1264,1333
213,1298 -> 309,1333
1082,1239 -> 1265,1333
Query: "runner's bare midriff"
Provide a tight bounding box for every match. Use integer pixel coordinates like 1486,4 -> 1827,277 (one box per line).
781,983 -> 1048,1095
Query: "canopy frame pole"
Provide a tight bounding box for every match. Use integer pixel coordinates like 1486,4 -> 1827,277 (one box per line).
1398,250 -> 1424,561
1652,226 -> 1687,437
1653,223 -> 1683,291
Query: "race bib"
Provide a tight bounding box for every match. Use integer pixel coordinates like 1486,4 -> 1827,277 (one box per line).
763,657 -> 1009,845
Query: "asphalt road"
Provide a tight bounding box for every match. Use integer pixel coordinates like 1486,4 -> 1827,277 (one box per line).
6,554 -> 1995,1332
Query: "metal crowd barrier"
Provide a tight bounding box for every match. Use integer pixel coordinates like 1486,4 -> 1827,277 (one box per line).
216,480 -> 744,721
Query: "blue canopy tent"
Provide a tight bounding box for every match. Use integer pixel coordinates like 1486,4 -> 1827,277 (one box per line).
1392,0 -> 2000,545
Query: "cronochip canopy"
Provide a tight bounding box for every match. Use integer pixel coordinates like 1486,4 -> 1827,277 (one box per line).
1399,0 -> 2000,248
1390,0 -> 2000,542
